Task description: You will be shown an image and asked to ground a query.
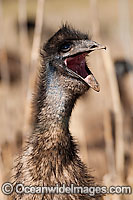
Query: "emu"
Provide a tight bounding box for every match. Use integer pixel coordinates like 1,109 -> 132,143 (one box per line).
11,25 -> 105,200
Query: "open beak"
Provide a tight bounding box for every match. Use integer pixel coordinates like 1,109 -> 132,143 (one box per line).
83,40 -> 106,92
64,40 -> 106,92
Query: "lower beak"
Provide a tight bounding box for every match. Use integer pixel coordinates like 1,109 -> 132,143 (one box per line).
84,73 -> 100,92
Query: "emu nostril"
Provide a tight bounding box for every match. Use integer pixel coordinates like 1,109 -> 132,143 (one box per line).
90,44 -> 98,49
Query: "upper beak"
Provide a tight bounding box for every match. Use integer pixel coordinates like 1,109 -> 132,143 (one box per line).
81,40 -> 106,53
62,40 -> 106,58
64,40 -> 106,57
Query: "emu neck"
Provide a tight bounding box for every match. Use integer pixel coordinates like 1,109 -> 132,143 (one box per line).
34,61 -> 76,145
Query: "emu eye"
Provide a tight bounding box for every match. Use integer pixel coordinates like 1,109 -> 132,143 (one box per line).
60,42 -> 72,52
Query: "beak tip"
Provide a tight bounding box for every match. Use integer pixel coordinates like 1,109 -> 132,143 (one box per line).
99,44 -> 106,51
95,86 -> 100,92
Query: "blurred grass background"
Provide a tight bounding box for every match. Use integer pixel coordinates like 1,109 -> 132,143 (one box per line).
0,0 -> 133,200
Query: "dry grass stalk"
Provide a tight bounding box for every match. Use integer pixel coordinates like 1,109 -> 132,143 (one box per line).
0,148 -> 6,200
18,0 -> 30,91
118,1 -> 133,185
89,0 -> 116,178
23,0 -> 45,137
103,110 -> 121,200
102,49 -> 124,181
103,110 -> 116,176
118,0 -> 132,61
89,0 -> 124,181
89,0 -> 100,38
0,2 -> 10,192
118,0 -> 133,110
0,0 -> 9,88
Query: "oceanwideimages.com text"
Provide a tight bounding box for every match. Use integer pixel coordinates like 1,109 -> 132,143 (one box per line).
1,182 -> 132,196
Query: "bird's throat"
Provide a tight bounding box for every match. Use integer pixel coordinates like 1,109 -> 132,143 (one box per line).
33,66 -> 76,149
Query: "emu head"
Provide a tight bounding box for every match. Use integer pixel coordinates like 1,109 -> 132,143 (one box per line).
42,25 -> 106,96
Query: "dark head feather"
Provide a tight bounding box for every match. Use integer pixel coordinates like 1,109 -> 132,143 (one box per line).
43,24 -> 89,55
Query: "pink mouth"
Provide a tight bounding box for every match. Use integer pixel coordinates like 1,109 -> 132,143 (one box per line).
65,53 -> 100,92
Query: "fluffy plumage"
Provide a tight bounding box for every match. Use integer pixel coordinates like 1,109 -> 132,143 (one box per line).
10,25 -> 105,200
